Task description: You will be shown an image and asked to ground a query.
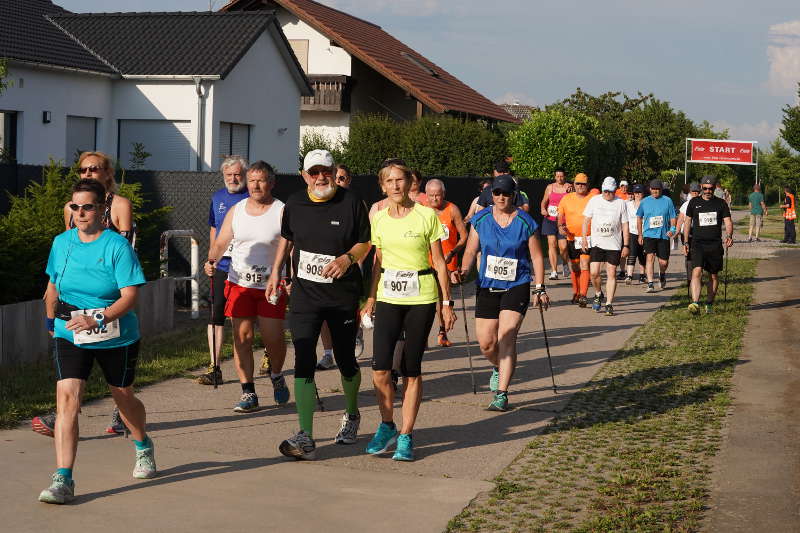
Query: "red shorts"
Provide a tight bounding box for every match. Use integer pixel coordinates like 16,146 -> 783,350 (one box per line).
224,281 -> 287,319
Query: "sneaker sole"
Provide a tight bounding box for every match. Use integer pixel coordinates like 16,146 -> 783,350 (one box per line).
279,441 -> 316,460
233,405 -> 262,413
487,404 -> 510,412
335,436 -> 358,445
31,419 -> 54,438
38,491 -> 74,504
273,393 -> 290,406
366,435 -> 398,455
392,452 -> 414,461
133,469 -> 157,479
105,426 -> 126,435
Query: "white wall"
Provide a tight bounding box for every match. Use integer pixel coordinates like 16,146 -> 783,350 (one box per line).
300,112 -> 349,147
213,32 -> 302,173
277,10 -> 351,76
0,64 -> 113,165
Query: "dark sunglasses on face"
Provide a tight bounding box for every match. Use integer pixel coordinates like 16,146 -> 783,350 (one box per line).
702,186 -> 714,191
308,169 -> 332,177
79,166 -> 103,174
68,203 -> 98,212
492,189 -> 513,198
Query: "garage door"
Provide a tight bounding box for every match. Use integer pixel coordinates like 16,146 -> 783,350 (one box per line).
66,116 -> 97,163
118,119 -> 192,170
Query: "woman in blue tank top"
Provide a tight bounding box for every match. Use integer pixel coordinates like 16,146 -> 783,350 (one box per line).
453,175 -> 550,412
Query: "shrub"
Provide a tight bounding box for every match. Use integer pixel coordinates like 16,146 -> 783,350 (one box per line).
299,129 -> 345,170
340,114 -> 401,174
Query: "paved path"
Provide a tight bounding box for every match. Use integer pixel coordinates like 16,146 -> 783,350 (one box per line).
2,251 -> 692,532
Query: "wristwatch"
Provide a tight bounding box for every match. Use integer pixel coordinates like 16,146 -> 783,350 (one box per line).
93,311 -> 105,329
442,300 -> 454,307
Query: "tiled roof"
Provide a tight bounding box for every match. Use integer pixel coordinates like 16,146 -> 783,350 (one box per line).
0,0 -> 114,74
222,0 -> 518,123
47,11 -> 278,77
500,103 -> 538,121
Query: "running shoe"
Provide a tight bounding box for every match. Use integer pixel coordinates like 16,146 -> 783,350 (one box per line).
549,270 -> 559,281
279,430 -> 316,460
271,374 -> 290,405
571,294 -> 579,305
437,329 -> 452,347
578,296 -> 588,308
639,274 -> 647,284
334,411 -> 361,445
133,445 -> 157,479
687,302 -> 700,315
705,303 -> 713,314
487,392 -> 510,412
659,273 -> 667,290
258,352 -> 271,375
233,392 -> 260,413
106,407 -> 127,435
563,265 -> 571,278
616,270 -> 626,281
645,282 -> 656,293
197,365 -> 222,385
32,413 -> 56,437
604,304 -> 614,316
489,367 -> 499,392
38,473 -> 74,504
316,353 -> 336,370
366,422 -> 399,454
625,275 -> 632,285
592,294 -> 602,312
392,433 -> 414,461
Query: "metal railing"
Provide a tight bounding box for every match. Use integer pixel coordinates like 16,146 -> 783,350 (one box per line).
160,230 -> 199,319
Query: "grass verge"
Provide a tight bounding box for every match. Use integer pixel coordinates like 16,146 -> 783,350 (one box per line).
735,211 -> 790,241
0,324 -> 230,429
447,258 -> 756,532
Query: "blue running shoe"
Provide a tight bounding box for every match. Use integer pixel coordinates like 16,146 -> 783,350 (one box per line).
392,433 -> 414,461
489,367 -> 499,392
592,294 -> 602,312
366,422 -> 398,454
487,392 -> 510,412
233,392 -> 260,413
271,374 -> 290,405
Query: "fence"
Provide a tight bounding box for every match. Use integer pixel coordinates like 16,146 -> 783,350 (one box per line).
0,277 -> 175,366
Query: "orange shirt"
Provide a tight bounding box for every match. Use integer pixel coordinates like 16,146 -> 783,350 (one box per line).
784,193 -> 797,220
615,190 -> 629,201
558,192 -> 592,239
436,202 -> 459,271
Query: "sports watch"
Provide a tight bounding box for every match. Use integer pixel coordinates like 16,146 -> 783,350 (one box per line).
442,300 -> 454,307
93,311 -> 106,329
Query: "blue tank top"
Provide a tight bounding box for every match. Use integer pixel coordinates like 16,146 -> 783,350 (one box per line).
472,206 -> 538,290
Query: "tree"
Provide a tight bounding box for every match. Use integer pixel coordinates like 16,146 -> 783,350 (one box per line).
622,99 -> 695,179
0,59 -> 9,95
764,139 -> 800,196
780,83 -> 800,152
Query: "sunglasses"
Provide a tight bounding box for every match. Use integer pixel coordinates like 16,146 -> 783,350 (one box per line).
492,189 -> 513,197
702,186 -> 714,191
68,203 -> 98,212
79,165 -> 103,174
307,169 -> 332,177
574,182 -> 588,186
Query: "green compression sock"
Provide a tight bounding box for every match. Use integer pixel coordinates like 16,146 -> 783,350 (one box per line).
133,436 -> 152,450
56,468 -> 73,481
294,378 -> 317,437
341,369 -> 362,415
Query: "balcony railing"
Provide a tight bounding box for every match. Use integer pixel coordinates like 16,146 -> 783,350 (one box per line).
301,75 -> 351,112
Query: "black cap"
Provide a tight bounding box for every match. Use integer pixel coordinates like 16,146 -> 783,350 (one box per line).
689,182 -> 701,192
700,175 -> 715,186
492,174 -> 517,194
632,184 -> 644,193
649,179 -> 664,190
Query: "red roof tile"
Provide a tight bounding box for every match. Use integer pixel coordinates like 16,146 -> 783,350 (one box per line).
222,0 -> 518,123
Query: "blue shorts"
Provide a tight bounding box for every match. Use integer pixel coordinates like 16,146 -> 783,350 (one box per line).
540,218 -> 565,238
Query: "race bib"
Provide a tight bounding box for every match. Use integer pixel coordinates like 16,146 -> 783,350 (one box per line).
594,218 -> 614,236
573,236 -> 591,250
297,250 -> 335,284
382,269 -> 420,298
547,205 -> 559,217
698,212 -> 717,226
234,264 -> 269,288
223,242 -> 234,258
485,255 -> 518,281
71,308 -> 120,345
649,216 -> 664,229
440,223 -> 450,241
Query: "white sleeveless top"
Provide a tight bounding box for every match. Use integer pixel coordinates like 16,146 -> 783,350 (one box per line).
228,197 -> 284,289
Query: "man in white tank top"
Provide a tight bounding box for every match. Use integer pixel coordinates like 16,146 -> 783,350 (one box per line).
204,161 -> 289,413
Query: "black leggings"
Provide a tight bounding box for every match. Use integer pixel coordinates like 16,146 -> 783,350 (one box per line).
290,306 -> 359,380
372,302 -> 436,378
626,235 -> 645,267
208,269 -> 227,326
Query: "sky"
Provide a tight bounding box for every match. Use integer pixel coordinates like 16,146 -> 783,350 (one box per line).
57,0 -> 800,147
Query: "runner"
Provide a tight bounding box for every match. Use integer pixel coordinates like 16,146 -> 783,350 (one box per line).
360,161 -> 455,460
425,178 -> 468,347
636,179 -> 677,292
781,185 -> 796,244
455,174 -> 549,410
266,149 -> 371,460
39,178 -> 153,504
539,168 -> 573,280
204,161 -> 289,413
368,159 -> 425,218
683,176 -> 733,314
557,173 -> 593,307
199,156 -> 249,385
582,177 -> 630,315
746,183 -> 767,242
615,180 -> 629,201
624,184 -> 646,284
476,159 -> 529,212
465,179 -> 493,223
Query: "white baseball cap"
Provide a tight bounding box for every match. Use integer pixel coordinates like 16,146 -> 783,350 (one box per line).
601,176 -> 617,192
303,149 -> 334,171
619,180 -> 629,186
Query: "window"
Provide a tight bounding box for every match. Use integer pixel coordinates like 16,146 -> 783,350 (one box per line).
0,111 -> 18,163
66,116 -> 97,163
118,119 -> 192,170
219,122 -> 251,160
289,39 -> 309,73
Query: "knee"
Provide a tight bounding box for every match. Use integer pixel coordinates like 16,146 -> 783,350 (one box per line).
56,386 -> 81,413
235,329 -> 254,346
478,338 -> 497,353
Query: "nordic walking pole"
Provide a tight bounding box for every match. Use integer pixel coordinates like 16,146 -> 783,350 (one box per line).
537,301 -> 557,393
458,282 -> 477,394
208,260 -> 219,389
723,244 -> 729,303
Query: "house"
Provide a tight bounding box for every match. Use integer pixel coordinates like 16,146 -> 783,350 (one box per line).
500,102 -> 538,122
0,0 -> 312,172
221,0 -> 517,146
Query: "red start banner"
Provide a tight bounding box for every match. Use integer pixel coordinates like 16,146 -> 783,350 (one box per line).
688,139 -> 756,165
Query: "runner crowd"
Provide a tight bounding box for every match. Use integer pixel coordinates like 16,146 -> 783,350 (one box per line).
32,149 -> 794,504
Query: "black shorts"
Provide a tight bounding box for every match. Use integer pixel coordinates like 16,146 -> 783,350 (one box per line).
53,338 -> 140,388
567,240 -> 590,260
372,302 -> 436,377
540,218 -> 565,239
208,268 -> 228,326
690,241 -> 724,274
643,237 -> 670,260
289,306 -> 360,380
589,247 -> 622,266
475,283 -> 530,319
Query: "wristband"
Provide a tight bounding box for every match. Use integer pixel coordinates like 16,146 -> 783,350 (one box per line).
532,284 -> 546,295
46,318 -> 55,332
346,253 -> 356,265
623,244 -> 630,248
669,226 -> 677,233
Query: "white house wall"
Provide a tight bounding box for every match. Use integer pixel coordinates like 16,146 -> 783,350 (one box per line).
300,111 -> 349,148
276,10 -> 351,76
0,64 -> 112,165
213,32 -> 302,173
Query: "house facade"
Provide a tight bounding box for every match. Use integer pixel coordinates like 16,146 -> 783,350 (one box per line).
0,2 -> 312,172
222,0 -> 517,146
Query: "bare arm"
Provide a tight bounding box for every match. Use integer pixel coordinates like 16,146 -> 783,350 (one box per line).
723,217 -> 733,248
581,216 -> 592,250
321,241 -> 371,280
63,202 -> 72,231
110,195 -> 133,233
65,285 -> 138,333
457,226 -> 481,278
360,247 -> 384,318
445,204 -> 468,264
205,205 -> 236,266
527,234 -> 551,309
265,236 -> 292,301
430,239 -> 456,330
540,184 -> 552,217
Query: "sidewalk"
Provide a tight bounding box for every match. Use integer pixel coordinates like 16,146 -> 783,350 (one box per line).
1,252 -> 690,532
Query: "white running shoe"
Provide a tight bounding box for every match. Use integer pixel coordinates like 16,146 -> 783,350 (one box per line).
548,270 -> 559,280
335,412 -> 361,444
316,353 -> 336,370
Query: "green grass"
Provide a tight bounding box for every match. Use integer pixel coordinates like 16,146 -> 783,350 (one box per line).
735,211 -> 789,241
0,324 -> 227,429
447,259 -> 756,533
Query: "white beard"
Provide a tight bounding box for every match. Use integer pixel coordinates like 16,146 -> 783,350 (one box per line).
310,184 -> 336,200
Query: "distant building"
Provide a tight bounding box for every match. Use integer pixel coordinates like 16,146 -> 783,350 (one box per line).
500,102 -> 538,122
